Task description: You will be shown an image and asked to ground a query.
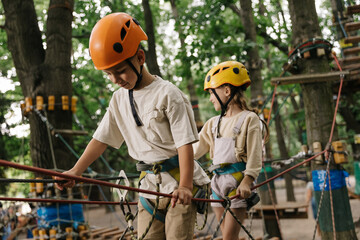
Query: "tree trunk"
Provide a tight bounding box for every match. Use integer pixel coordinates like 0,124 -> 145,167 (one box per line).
238,0 -> 263,106
2,0 -> 75,172
142,0 -> 162,77
288,0 -> 357,239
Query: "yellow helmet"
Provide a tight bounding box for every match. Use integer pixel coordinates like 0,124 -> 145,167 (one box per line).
204,61 -> 251,90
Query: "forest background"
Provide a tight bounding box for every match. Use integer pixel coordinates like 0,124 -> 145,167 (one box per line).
0,0 -> 359,199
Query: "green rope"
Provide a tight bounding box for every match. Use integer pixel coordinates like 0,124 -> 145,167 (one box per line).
137,164 -> 162,240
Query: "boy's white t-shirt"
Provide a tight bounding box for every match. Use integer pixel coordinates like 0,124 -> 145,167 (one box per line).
93,76 -> 209,198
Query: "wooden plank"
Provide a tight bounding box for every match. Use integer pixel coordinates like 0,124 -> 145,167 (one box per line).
342,56 -> 360,64
270,71 -> 349,85
347,4 -> 360,15
335,62 -> 360,71
345,21 -> 360,32
91,227 -> 120,238
344,35 -> 360,44
343,46 -> 360,56
254,202 -> 308,211
250,202 -> 309,219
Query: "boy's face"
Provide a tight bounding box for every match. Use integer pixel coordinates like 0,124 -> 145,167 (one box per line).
102,52 -> 141,89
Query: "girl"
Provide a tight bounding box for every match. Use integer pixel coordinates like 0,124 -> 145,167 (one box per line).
193,61 -> 268,240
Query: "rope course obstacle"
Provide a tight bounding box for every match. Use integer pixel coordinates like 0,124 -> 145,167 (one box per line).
1,5 -> 360,239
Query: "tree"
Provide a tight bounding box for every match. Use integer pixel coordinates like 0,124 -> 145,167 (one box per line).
288,0 -> 357,238
1,0 -> 75,172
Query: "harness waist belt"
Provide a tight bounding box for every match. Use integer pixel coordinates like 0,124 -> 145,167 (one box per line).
136,155 -> 179,173
209,162 -> 246,175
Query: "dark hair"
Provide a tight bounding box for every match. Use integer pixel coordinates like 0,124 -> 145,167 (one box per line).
226,84 -> 270,142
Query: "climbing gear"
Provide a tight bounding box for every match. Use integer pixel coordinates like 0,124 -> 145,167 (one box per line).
137,156 -> 207,220
139,196 -> 166,222
245,192 -> 260,211
210,111 -> 257,207
89,13 -> 148,126
89,12 -> 148,70
204,61 -> 250,91
114,170 -> 129,201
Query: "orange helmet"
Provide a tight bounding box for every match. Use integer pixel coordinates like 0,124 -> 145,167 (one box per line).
204,61 -> 251,90
89,13 -> 148,70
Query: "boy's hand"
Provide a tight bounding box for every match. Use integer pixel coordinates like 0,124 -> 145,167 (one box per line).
171,186 -> 192,208
236,180 -> 251,199
54,170 -> 79,191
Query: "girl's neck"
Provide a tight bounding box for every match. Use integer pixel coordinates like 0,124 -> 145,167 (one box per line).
224,104 -> 243,117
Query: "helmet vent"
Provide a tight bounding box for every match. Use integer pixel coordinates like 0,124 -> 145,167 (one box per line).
212,69 -> 220,76
223,67 -> 229,70
206,75 -> 211,82
121,28 -> 127,41
113,42 -> 123,53
233,67 -> 240,74
132,18 -> 140,26
125,20 -> 131,28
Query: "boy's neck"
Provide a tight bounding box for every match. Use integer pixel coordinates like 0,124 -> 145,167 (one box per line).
134,69 -> 155,90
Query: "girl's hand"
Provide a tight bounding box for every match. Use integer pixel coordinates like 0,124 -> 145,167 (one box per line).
171,186 -> 193,208
54,170 -> 80,190
236,174 -> 255,199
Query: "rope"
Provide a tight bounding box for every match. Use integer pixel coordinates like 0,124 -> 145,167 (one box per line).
227,208 -> 255,240
312,153 -> 332,240
0,197 -> 137,206
137,164 -> 162,240
211,197 -> 231,240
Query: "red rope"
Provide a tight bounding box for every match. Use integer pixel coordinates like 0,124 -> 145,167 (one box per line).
0,159 -> 222,203
0,197 -> 137,206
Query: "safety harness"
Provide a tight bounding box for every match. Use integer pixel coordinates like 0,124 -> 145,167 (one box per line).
137,156 -> 207,222
209,111 -> 250,201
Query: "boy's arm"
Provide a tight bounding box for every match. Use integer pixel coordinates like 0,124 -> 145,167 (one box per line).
55,138 -> 107,190
171,143 -> 194,207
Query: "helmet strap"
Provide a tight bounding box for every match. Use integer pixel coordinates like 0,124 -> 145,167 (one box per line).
126,58 -> 144,127
211,89 -> 235,138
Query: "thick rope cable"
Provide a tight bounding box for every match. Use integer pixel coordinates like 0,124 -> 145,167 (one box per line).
312,154 -> 331,240
137,164 -> 162,240
227,208 -> 255,240
327,160 -> 336,240
211,198 -> 231,240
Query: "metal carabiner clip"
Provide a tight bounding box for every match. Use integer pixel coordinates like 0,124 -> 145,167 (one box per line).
114,170 -> 129,202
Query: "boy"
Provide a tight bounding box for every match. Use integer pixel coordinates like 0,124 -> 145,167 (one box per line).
56,12 -> 209,240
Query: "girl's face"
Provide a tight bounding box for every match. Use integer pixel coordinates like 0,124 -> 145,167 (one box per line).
209,86 -> 230,111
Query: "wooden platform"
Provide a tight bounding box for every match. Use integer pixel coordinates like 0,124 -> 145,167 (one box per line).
251,202 -> 308,219
270,71 -> 349,85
